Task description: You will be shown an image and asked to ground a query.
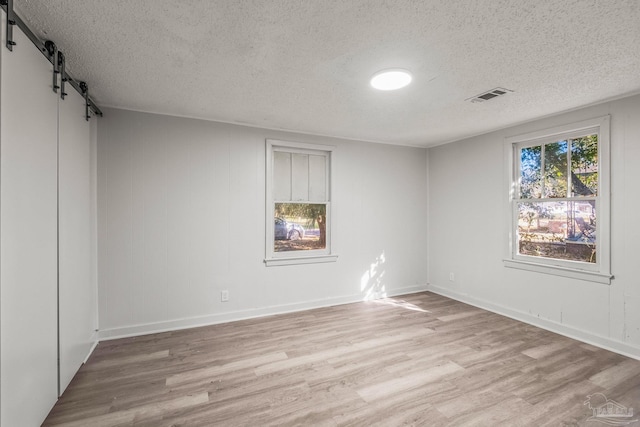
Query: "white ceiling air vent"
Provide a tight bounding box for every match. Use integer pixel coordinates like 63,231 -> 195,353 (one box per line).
466,87 -> 513,103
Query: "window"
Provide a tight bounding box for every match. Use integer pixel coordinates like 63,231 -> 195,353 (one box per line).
265,139 -> 337,266
504,116 -> 611,284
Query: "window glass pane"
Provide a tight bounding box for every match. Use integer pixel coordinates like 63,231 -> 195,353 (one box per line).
520,145 -> 541,198
543,140 -> 568,198
571,134 -> 598,197
274,203 -> 326,252
517,201 -> 596,263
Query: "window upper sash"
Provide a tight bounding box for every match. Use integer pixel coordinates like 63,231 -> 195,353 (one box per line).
273,151 -> 328,202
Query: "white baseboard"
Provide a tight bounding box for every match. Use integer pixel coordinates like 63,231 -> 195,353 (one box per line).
427,284 -> 640,361
98,284 -> 429,341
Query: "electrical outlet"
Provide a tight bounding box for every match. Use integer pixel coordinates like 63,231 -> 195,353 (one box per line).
220,290 -> 229,302
449,273 -> 455,281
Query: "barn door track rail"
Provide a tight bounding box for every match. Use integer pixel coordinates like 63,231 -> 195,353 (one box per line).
1,0 -> 102,119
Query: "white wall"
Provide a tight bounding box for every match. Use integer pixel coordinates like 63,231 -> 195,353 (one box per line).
428,93 -> 640,358
97,108 -> 429,338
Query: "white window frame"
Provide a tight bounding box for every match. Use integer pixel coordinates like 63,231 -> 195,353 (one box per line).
265,139 -> 338,266
503,115 -> 612,284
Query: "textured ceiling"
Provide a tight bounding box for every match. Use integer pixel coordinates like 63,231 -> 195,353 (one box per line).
13,0 -> 640,147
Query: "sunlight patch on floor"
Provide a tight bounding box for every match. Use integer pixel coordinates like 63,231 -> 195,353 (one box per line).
371,298 -> 430,313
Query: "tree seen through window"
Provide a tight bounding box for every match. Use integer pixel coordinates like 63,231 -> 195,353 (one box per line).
517,134 -> 598,263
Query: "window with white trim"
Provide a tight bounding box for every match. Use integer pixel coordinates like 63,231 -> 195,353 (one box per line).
265,139 -> 337,266
504,116 -> 611,284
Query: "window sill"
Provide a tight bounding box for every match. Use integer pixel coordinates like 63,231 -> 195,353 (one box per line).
265,254 -> 339,267
503,259 -> 612,284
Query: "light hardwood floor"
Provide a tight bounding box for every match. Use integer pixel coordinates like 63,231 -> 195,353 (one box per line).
44,292 -> 640,426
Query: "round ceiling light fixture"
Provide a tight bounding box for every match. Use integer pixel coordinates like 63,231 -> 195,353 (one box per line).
370,69 -> 412,91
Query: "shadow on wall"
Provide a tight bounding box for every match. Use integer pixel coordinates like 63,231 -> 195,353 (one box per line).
361,252 -> 387,300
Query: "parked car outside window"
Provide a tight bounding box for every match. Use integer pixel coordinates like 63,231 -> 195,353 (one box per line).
274,218 -> 305,241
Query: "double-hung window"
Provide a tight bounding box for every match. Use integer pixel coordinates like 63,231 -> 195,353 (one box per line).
265,139 -> 337,266
504,116 -> 611,284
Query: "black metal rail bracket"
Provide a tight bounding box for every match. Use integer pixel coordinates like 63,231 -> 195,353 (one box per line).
80,81 -> 90,121
2,0 -> 16,51
58,51 -> 67,99
45,40 -> 59,93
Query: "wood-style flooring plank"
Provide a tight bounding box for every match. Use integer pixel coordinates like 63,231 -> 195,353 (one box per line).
43,292 -> 640,426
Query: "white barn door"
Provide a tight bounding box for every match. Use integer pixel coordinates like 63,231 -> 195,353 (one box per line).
58,87 -> 94,395
1,14 -> 59,426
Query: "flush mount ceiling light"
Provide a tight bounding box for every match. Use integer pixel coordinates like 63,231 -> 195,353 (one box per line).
370,69 -> 412,91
